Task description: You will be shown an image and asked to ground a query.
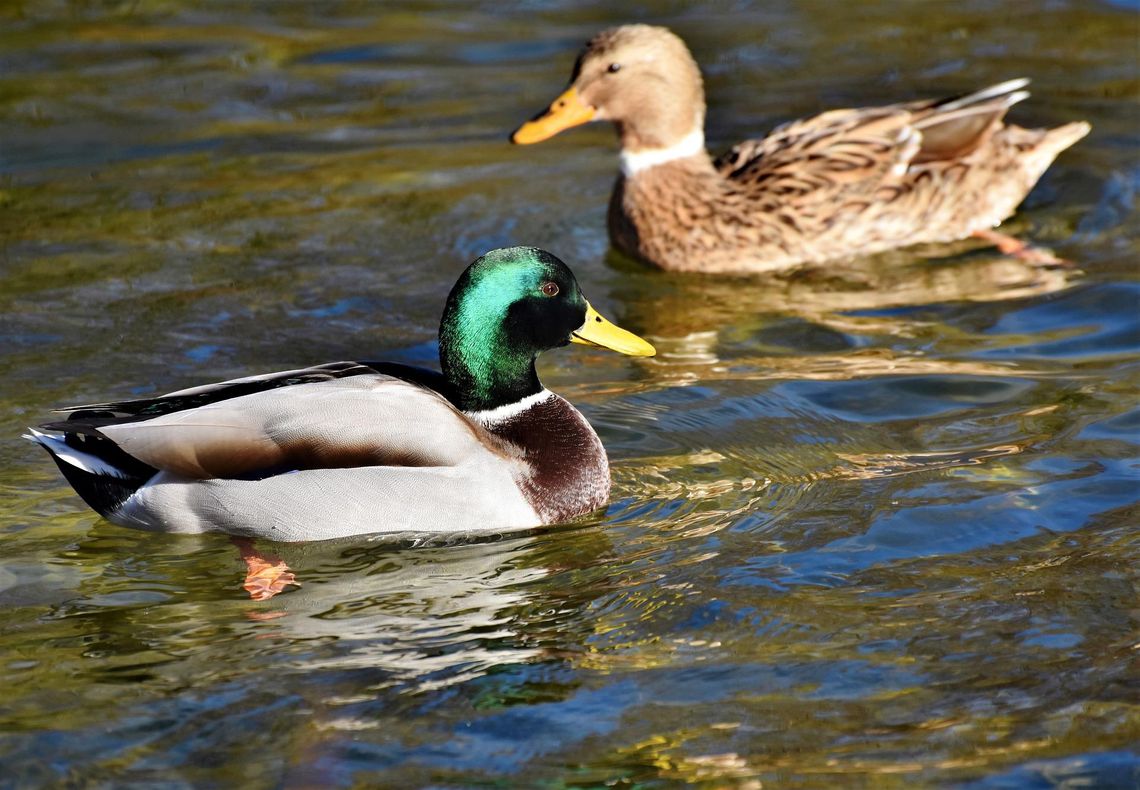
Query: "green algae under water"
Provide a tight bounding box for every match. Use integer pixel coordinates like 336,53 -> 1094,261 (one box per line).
1,1 -> 1138,787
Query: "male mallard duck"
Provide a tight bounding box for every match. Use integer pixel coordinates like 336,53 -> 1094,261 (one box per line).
27,247 -> 655,542
511,24 -> 1090,273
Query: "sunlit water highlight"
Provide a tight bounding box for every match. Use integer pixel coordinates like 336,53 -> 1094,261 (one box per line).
1,1 -> 1137,786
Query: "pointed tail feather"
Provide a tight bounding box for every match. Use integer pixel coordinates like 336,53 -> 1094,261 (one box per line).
935,78 -> 1031,112
26,428 -> 152,518
25,428 -> 128,478
1039,121 -> 1092,159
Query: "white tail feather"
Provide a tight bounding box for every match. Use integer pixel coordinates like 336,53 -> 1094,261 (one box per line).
25,428 -> 129,478
937,78 -> 1031,112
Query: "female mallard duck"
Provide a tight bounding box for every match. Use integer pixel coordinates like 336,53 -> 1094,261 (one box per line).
27,247 -> 655,542
511,24 -> 1090,274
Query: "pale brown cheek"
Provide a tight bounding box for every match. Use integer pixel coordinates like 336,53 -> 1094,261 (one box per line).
583,86 -> 614,120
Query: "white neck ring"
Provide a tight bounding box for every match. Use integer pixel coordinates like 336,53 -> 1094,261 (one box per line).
466,389 -> 553,425
620,130 -> 706,176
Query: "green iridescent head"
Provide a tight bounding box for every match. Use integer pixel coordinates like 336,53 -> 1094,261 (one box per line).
439,247 -> 654,412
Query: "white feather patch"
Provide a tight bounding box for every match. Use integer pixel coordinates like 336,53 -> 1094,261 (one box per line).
25,428 -> 129,478
620,130 -> 706,176
465,390 -> 554,425
892,126 -> 920,177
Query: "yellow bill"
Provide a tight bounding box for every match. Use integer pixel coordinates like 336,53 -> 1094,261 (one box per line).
511,87 -> 596,144
571,302 -> 656,357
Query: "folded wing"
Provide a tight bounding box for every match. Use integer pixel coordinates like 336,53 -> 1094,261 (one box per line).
91,375 -> 498,479
714,79 -> 1033,202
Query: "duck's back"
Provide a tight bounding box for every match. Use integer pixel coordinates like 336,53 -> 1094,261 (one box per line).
714,86 -> 1090,259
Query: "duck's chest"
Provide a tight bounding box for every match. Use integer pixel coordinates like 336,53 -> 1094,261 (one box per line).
607,169 -> 802,273
482,395 -> 610,524
608,170 -> 708,266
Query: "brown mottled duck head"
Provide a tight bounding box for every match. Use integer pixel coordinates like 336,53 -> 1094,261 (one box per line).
511,25 -> 706,153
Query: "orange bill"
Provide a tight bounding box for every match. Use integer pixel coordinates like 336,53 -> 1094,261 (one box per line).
511,87 -> 596,144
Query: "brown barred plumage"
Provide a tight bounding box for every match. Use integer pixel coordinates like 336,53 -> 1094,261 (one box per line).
513,25 -> 1090,274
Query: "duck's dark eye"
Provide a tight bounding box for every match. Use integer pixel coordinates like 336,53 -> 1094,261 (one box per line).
540,281 -> 560,297
607,62 -> 621,74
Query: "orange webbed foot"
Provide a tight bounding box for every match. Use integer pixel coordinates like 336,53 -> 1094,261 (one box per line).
232,537 -> 301,601
972,229 -> 1073,268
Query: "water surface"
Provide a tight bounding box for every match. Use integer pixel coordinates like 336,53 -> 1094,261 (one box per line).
1,1 -> 1138,786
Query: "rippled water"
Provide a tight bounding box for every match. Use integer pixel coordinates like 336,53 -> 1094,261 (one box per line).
2,1 -> 1138,786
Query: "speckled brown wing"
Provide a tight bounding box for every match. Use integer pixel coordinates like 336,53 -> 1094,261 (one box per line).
697,106 -> 926,266
700,79 -> 1084,265
713,80 -> 1033,210
715,106 -> 920,202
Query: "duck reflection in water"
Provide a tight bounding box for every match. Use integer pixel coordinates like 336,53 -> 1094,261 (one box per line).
603,242 -> 1078,381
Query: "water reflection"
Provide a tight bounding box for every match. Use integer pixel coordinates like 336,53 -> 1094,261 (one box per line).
2,520 -> 643,777
608,244 -> 1077,358
43,528 -> 618,695
2,0 -> 1137,785
255,537 -> 556,695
